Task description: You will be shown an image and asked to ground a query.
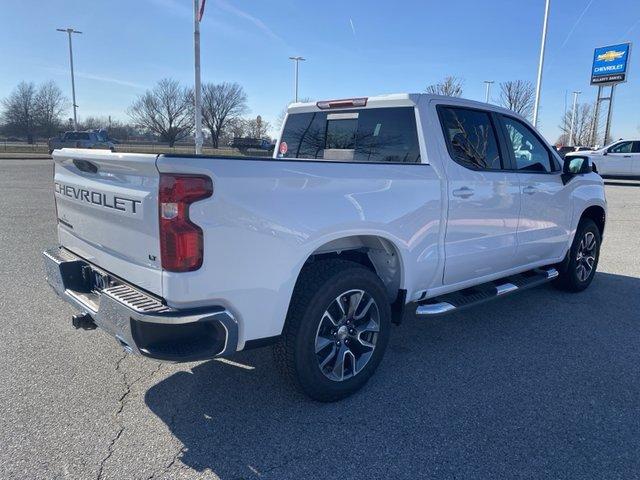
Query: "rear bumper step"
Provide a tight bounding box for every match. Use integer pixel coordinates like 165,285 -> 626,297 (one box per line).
43,247 -> 238,362
416,267 -> 558,317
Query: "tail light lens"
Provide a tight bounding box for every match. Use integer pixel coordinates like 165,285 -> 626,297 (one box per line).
159,174 -> 213,272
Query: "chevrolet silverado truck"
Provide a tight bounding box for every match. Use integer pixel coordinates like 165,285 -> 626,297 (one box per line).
43,94 -> 606,401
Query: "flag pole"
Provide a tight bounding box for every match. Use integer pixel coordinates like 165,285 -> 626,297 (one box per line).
533,0 -> 550,127
193,0 -> 204,154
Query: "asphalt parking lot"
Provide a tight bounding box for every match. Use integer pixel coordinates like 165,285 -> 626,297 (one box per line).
1,159 -> 639,480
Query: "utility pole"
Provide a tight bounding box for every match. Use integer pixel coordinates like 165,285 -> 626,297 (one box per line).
193,0 -> 204,155
56,28 -> 82,131
289,56 -> 305,102
590,86 -> 602,147
569,90 -> 581,146
532,0 -> 550,127
483,80 -> 494,103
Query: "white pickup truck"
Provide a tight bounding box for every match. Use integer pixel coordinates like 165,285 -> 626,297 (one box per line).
44,94 -> 606,401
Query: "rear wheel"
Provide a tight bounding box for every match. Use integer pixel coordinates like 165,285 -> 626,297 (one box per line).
274,259 -> 391,402
554,218 -> 601,292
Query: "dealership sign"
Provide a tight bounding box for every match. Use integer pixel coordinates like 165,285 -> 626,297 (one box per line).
591,43 -> 631,85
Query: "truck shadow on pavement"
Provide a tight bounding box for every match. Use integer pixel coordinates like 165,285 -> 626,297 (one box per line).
145,272 -> 640,479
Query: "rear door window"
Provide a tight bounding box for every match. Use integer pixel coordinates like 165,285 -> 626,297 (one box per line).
279,107 -> 421,163
438,106 -> 503,170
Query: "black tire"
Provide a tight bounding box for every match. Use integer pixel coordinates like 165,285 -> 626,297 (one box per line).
554,218 -> 601,292
274,259 -> 391,402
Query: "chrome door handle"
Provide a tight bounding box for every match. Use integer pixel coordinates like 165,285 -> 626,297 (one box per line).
623,155 -> 632,158
523,186 -> 538,195
452,187 -> 474,198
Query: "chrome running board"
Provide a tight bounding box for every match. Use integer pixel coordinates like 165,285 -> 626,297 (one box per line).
416,267 -> 559,317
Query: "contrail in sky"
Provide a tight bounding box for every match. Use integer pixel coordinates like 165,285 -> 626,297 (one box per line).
559,0 -> 595,49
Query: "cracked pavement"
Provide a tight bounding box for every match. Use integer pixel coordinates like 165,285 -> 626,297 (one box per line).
1,160 -> 640,479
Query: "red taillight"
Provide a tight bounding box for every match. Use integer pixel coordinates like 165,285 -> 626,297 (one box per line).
159,174 -> 213,272
316,97 -> 367,109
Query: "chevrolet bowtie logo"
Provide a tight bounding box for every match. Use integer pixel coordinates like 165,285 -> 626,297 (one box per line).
597,50 -> 625,62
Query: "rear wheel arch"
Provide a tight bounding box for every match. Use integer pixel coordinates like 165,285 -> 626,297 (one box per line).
302,234 -> 404,304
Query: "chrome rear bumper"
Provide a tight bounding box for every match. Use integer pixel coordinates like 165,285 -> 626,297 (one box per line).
43,247 -> 238,361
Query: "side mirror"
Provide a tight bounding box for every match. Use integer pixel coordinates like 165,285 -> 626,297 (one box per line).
561,155 -> 592,185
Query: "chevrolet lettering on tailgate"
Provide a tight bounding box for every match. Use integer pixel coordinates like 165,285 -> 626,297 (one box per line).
54,182 -> 142,215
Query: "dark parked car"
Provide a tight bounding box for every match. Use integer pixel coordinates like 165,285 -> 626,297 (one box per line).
231,137 -> 273,151
48,130 -> 116,154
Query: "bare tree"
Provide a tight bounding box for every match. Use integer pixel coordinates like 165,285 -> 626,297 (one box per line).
201,82 -> 248,148
558,103 -> 595,146
128,79 -> 193,147
79,116 -> 109,130
425,76 -> 463,97
218,117 -> 248,146
78,116 -> 137,141
246,115 -> 270,139
1,81 -> 38,143
34,81 -> 67,138
276,97 -> 312,130
498,80 -> 535,119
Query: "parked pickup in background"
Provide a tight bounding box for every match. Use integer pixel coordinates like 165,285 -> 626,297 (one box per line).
230,136 -> 273,151
48,129 -> 116,154
43,94 -> 606,401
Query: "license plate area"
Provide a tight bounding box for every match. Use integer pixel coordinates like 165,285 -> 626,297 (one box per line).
80,264 -> 116,293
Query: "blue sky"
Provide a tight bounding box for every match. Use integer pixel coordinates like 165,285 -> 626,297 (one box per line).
1,0 -> 639,141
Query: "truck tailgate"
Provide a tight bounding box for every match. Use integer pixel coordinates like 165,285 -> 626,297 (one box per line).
53,149 -> 162,295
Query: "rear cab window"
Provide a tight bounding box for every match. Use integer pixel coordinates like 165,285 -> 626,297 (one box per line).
279,107 -> 421,163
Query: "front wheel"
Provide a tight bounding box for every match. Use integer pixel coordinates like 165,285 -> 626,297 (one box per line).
554,218 -> 601,292
274,259 -> 391,402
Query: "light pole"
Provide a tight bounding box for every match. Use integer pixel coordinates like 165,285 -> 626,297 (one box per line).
569,90 -> 581,146
57,28 -> 82,131
193,0 -> 204,155
532,0 -> 550,127
483,80 -> 494,103
289,56 -> 305,102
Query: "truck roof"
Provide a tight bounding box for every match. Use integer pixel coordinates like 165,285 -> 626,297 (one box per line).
287,93 -> 530,123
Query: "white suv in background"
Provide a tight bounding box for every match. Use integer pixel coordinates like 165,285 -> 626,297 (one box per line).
567,140 -> 640,177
